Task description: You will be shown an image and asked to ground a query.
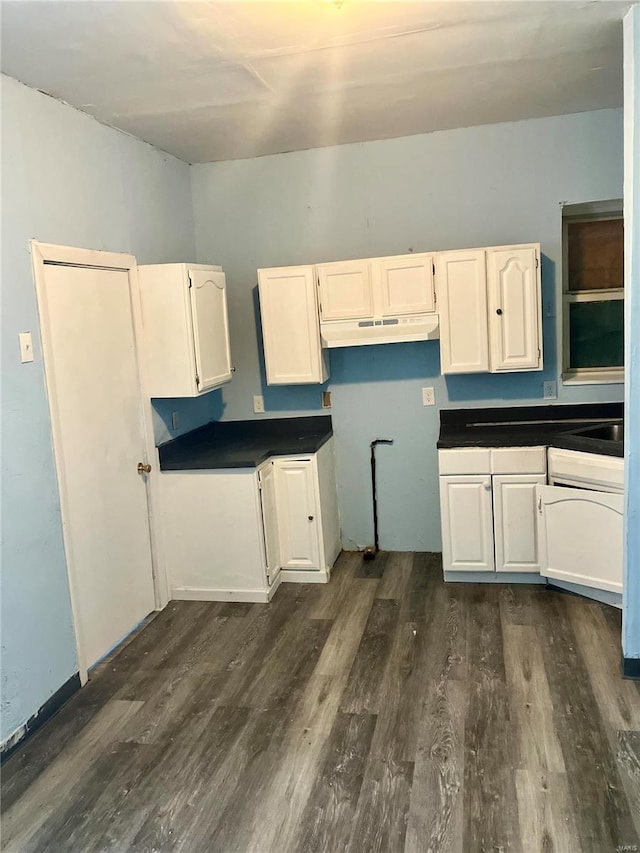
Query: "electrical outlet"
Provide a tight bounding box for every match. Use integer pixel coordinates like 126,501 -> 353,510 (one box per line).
543,380 -> 557,400
422,387 -> 435,406
19,332 -> 34,363
253,395 -> 265,414
322,391 -> 332,409
171,411 -> 180,431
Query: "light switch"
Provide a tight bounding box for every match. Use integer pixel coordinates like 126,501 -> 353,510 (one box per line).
19,332 -> 34,363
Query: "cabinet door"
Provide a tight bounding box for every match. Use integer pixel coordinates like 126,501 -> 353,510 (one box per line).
537,484 -> 623,593
188,269 -> 233,392
493,474 -> 546,573
258,463 -> 280,586
317,260 -> 373,321
373,253 -> 435,316
274,458 -> 321,570
258,266 -> 327,385
487,246 -> 541,372
436,250 -> 489,374
439,475 -> 494,572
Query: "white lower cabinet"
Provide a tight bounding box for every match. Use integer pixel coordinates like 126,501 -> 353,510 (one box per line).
439,447 -> 546,576
493,474 -> 546,573
537,455 -> 624,594
273,458 -> 321,571
159,439 -> 340,602
439,475 -> 494,572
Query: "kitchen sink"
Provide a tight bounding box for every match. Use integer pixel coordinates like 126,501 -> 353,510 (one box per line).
571,420 -> 624,443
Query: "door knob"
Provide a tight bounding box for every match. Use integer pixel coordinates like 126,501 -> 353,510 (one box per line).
137,462 -> 152,474
308,515 -> 314,521
496,308 -> 503,315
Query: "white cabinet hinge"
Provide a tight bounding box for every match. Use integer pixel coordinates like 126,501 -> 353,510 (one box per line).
188,274 -> 193,288
195,372 -> 200,386
535,255 -> 539,269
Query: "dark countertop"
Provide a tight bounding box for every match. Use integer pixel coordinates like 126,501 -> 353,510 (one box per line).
158,415 -> 333,471
438,403 -> 624,458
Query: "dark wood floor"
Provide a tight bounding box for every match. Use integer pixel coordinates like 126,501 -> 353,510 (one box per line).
3,552 -> 640,852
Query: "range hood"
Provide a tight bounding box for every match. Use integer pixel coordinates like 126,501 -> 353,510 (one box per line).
321,314 -> 439,349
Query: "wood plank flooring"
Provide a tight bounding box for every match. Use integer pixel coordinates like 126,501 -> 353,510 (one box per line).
2,551 -> 640,852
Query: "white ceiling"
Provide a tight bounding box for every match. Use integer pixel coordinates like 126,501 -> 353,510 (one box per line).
0,1 -> 631,163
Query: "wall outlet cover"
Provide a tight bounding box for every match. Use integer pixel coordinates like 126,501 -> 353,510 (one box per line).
422,387 -> 435,406
253,394 -> 265,414
543,380 -> 557,400
322,391 -> 332,409
171,411 -> 180,431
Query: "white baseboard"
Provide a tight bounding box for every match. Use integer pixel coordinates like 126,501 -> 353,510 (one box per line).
171,586 -> 272,603
280,569 -> 330,584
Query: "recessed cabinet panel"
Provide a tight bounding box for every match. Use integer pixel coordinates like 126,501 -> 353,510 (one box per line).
493,474 -> 546,573
537,484 -> 623,593
488,248 -> 540,371
258,266 -> 328,385
274,459 -> 321,570
374,254 -> 435,316
440,475 -> 494,572
189,269 -> 233,392
437,251 -> 490,374
317,261 -> 373,321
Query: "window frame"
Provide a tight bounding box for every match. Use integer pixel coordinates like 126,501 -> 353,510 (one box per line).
561,201 -> 624,385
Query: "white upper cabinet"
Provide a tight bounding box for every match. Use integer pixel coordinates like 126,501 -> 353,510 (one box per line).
317,260 -> 373,321
437,250 -> 490,374
487,246 -> 541,371
138,263 -> 233,398
437,243 -> 542,374
258,266 -> 328,386
372,253 -> 436,316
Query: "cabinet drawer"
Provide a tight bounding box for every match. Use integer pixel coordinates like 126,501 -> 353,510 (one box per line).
547,448 -> 624,493
491,447 -> 546,475
438,448 -> 491,475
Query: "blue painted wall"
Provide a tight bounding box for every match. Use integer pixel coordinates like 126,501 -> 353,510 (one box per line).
191,109 -> 624,550
0,75 -> 197,745
623,7 -> 640,663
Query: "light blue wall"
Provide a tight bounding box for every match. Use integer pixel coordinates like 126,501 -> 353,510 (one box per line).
0,75 -> 197,745
191,109 -> 624,550
623,7 -> 640,663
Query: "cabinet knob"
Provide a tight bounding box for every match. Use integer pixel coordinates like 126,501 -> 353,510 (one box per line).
496,308 -> 503,316
308,515 -> 314,521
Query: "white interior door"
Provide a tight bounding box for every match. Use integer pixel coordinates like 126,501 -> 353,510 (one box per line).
537,484 -> 624,593
487,247 -> 540,371
274,458 -> 320,570
317,260 -> 373,321
493,474 -> 546,573
439,475 -> 494,572
258,462 -> 280,586
188,268 -> 233,392
374,253 -> 435,316
436,250 -> 490,374
36,256 -> 156,672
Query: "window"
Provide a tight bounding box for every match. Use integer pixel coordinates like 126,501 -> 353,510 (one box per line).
562,201 -> 624,384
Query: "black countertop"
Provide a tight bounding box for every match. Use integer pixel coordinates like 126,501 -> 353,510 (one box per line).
438,403 -> 624,458
158,415 -> 333,471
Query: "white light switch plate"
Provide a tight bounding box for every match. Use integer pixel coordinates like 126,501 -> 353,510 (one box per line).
19,332 -> 34,363
253,395 -> 265,414
422,387 -> 435,406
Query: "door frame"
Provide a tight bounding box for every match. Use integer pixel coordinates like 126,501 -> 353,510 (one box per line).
31,241 -> 169,684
